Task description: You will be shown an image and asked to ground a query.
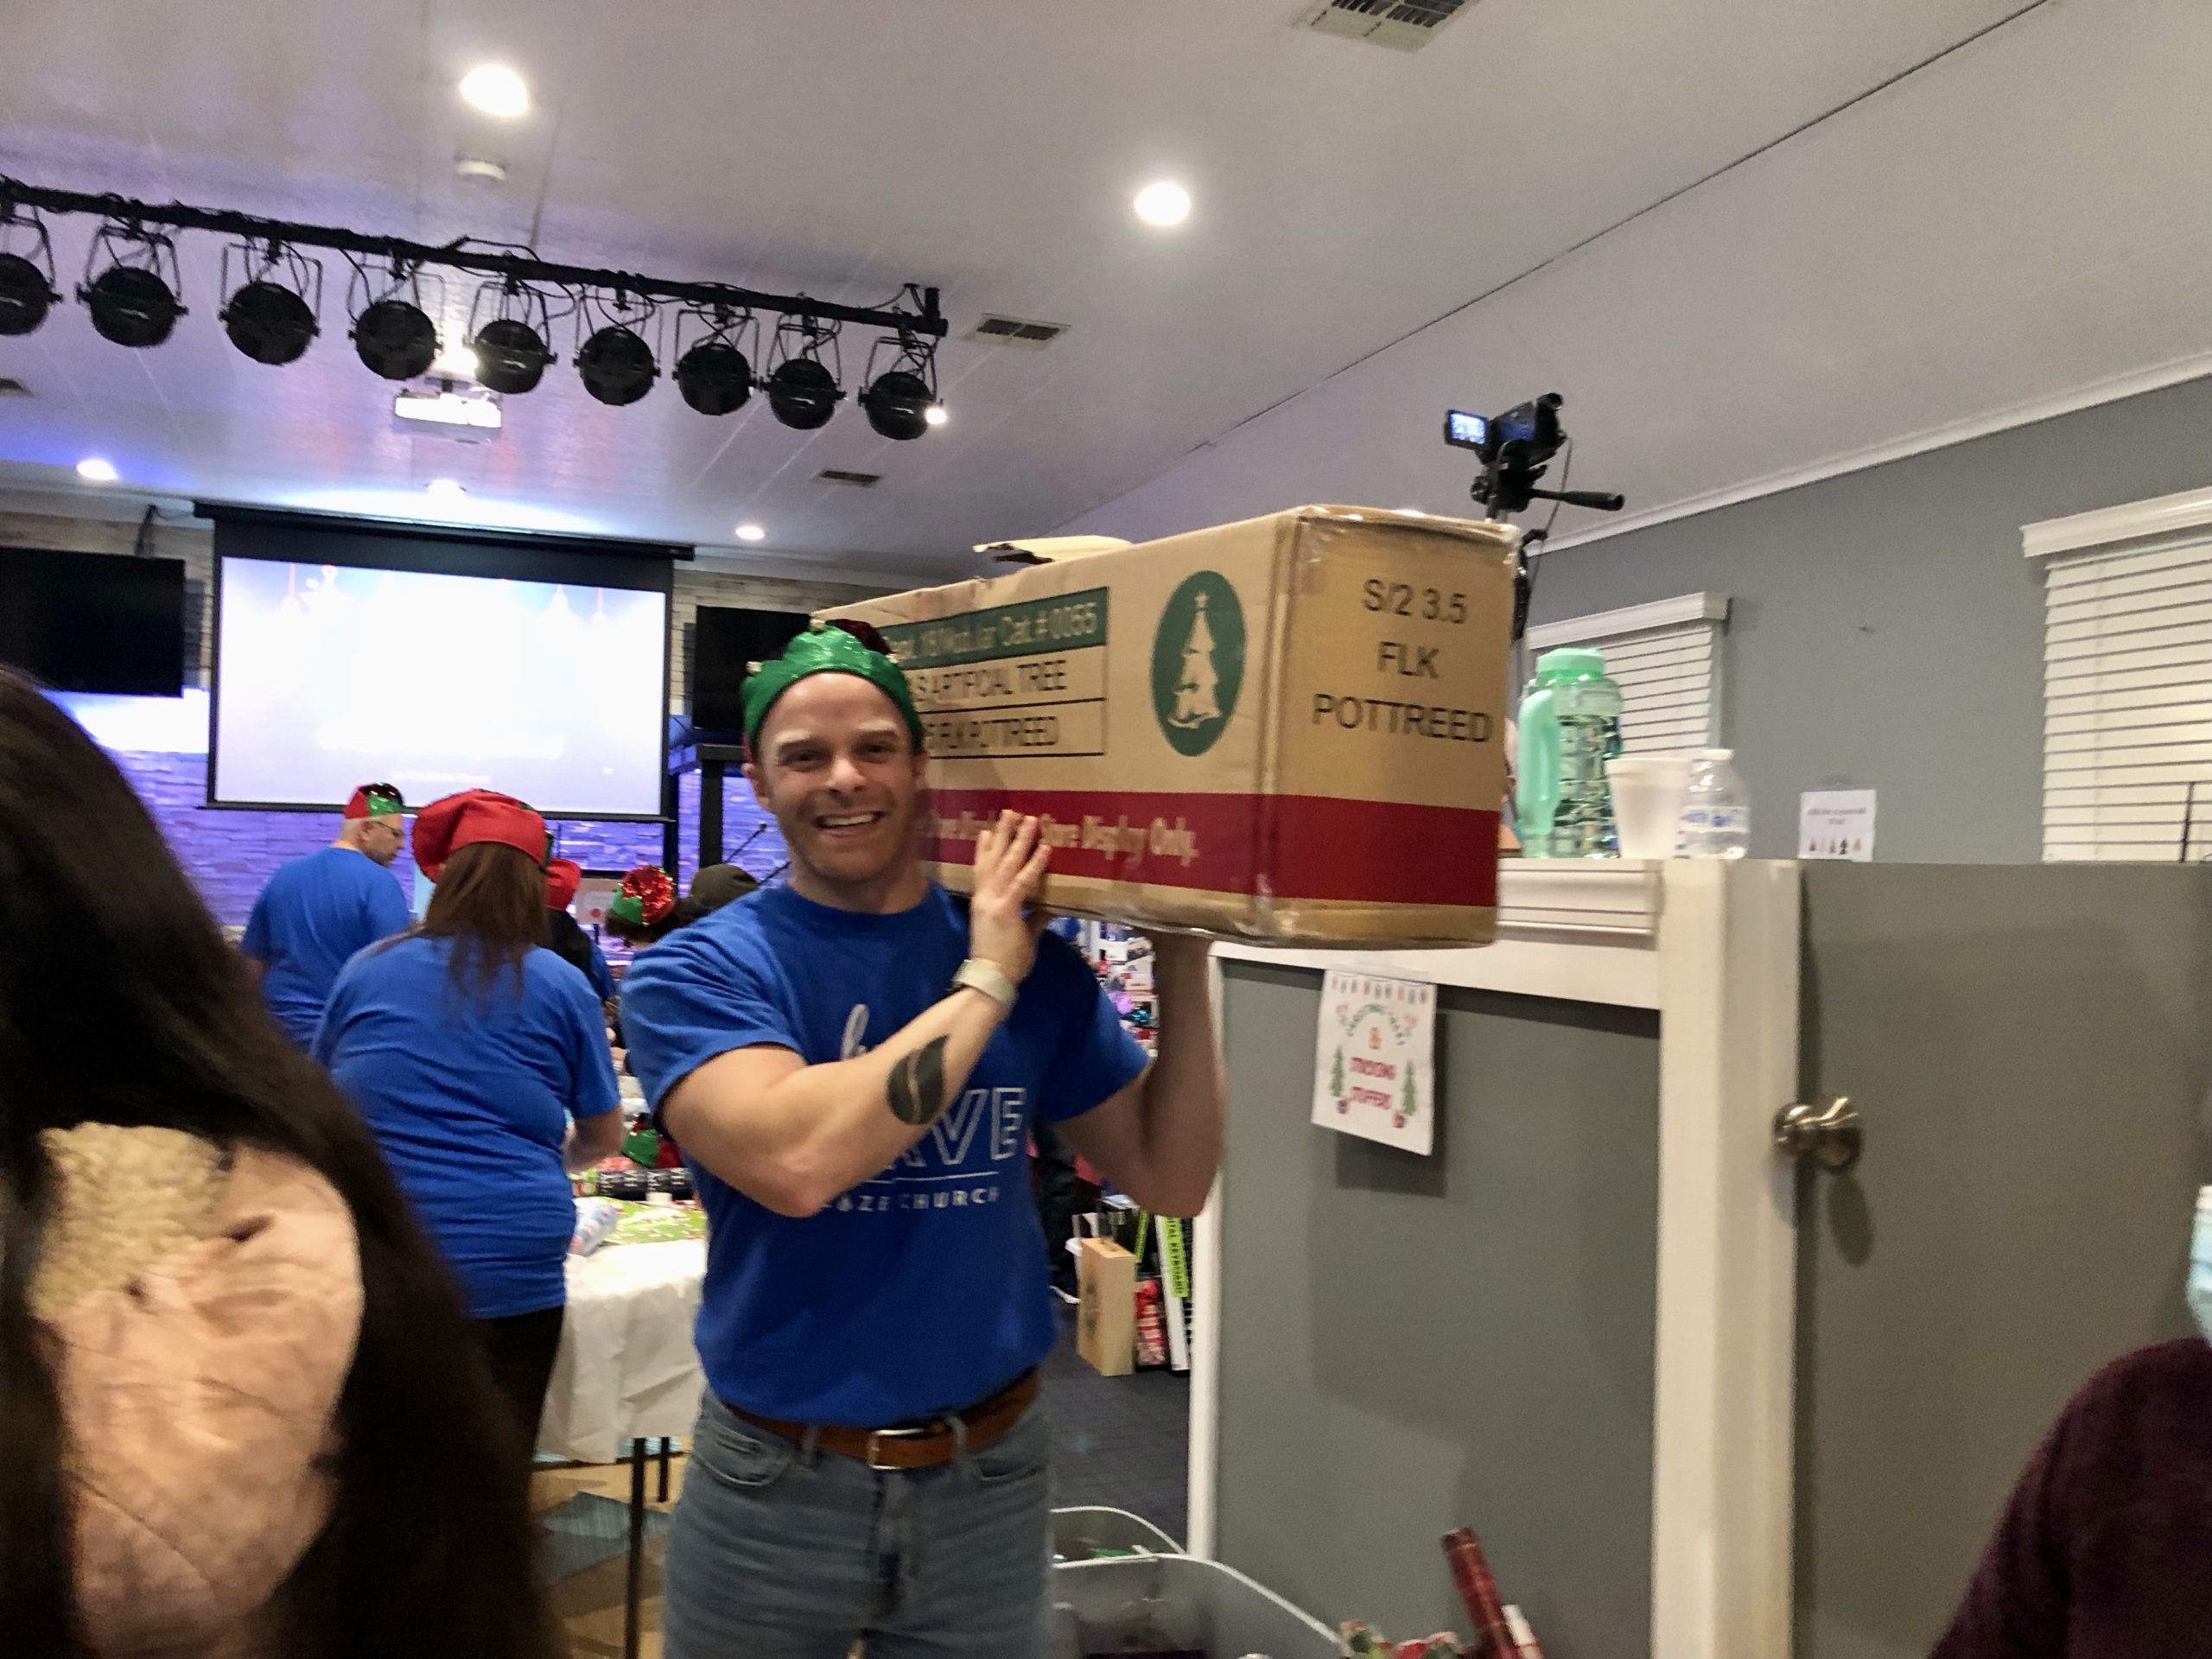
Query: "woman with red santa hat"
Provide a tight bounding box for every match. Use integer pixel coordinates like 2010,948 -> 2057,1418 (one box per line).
315,789 -> 625,1460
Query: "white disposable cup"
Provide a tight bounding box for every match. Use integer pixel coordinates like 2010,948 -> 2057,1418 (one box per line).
1606,755 -> 1693,859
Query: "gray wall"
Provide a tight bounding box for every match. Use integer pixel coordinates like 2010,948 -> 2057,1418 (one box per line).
1796,862 -> 2212,1658
1216,962 -> 1660,1658
1527,376 -> 2212,861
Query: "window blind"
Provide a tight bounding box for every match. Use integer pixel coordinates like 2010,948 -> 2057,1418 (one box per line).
2042,533 -> 2212,861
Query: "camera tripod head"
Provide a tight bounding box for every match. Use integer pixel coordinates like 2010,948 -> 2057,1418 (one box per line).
1442,391 -> 1625,639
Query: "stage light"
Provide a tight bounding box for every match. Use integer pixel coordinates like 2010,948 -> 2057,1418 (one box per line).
763,316 -> 843,430
474,317 -> 551,393
78,225 -> 186,348
467,277 -> 558,395
674,340 -> 751,415
734,523 -> 766,542
766,357 -> 840,429
860,370 -> 933,442
76,457 -> 118,483
570,298 -> 654,409
223,281 -> 315,363
672,305 -> 755,416
1134,181 -> 1191,227
858,330 -> 942,441
0,203 -> 60,336
219,241 -> 321,366
924,404 -> 948,428
353,297 -> 439,378
460,64 -> 531,118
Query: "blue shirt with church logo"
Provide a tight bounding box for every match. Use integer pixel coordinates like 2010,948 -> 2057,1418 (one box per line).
620,882 -> 1147,1426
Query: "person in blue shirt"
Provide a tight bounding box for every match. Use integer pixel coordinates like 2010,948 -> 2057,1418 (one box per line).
315,788 -> 624,1462
620,622 -> 1226,1659
543,857 -> 616,1000
241,782 -> 413,1045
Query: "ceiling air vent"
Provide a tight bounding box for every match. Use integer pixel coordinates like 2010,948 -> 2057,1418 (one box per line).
0,377 -> 30,397
1298,0 -> 1477,51
815,467 -> 882,488
968,314 -> 1069,349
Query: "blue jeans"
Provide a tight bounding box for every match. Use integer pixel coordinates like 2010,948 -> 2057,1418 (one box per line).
664,1391 -> 1052,1658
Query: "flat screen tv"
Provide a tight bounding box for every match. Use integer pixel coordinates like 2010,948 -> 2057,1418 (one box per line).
693,606 -> 810,734
0,548 -> 188,696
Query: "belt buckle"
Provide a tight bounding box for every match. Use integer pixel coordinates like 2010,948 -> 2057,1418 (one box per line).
865,1424 -> 935,1470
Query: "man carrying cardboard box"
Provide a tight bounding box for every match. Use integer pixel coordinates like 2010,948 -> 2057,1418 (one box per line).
620,620 -> 1225,1658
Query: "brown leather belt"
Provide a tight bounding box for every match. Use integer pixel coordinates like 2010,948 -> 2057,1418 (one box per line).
725,1368 -> 1040,1471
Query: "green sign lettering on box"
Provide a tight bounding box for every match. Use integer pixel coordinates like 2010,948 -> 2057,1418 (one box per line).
878,587 -> 1109,671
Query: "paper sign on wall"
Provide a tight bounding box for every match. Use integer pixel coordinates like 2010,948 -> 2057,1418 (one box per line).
1313,968 -> 1436,1154
1800,789 -> 1877,861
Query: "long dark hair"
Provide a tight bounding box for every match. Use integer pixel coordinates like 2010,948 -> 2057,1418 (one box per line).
0,671 -> 558,1659
416,840 -> 549,1003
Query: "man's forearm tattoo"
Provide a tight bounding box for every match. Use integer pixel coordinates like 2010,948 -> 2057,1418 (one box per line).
886,1037 -> 950,1127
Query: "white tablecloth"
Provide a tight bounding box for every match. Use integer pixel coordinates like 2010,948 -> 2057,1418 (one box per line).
537,1237 -> 709,1465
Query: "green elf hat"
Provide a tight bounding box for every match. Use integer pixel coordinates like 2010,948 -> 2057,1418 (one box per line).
741,619 -> 923,755
343,782 -> 405,821
607,863 -> 677,929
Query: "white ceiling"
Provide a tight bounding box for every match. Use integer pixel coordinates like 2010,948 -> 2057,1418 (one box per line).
1059,0 -> 2212,555
0,0 -> 2056,580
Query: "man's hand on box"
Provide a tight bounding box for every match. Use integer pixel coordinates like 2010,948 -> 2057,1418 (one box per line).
969,810 -> 1051,983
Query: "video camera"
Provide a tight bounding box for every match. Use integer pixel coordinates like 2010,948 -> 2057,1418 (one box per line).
1443,391 -> 1624,638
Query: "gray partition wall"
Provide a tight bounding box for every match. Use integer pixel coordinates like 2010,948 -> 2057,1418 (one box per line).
1215,961 -> 1662,1657
1796,863 -> 2212,1659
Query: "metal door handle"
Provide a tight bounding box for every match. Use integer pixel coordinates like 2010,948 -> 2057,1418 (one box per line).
1774,1096 -> 1861,1173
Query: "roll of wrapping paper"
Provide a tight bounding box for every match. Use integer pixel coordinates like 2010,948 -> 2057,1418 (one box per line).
1441,1528 -> 1521,1659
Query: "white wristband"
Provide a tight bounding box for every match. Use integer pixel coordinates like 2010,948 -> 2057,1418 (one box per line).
950,957 -> 1019,1014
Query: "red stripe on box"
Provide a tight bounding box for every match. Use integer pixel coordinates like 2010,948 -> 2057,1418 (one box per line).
921,787 -> 1497,908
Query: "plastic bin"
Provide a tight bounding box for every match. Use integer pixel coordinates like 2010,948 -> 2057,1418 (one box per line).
1052,1554 -> 1337,1657
1052,1505 -> 1184,1560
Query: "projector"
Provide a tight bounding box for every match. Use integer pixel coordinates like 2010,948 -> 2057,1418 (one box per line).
392,382 -> 502,442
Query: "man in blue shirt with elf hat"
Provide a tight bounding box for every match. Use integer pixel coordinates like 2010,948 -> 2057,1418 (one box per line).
621,620 -> 1226,1657
241,781 -> 411,1044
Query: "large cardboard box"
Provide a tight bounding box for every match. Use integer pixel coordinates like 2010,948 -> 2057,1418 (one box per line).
824,505 -> 1516,947
1075,1237 -> 1137,1377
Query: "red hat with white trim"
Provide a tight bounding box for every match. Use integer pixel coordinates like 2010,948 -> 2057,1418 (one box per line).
410,789 -> 547,880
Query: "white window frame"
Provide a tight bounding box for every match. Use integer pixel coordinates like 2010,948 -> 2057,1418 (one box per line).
2024,486 -> 2212,862
1527,591 -> 1731,754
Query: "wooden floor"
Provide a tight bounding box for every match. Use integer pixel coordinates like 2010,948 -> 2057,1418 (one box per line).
534,1455 -> 688,1659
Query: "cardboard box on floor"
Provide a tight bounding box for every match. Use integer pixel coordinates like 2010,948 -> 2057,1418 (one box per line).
823,505 -> 1517,947
1076,1237 -> 1137,1377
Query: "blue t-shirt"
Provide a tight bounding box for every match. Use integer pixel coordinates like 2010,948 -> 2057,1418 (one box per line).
242,846 -> 412,1045
315,935 -> 621,1319
584,936 -> 616,1001
621,883 -> 1149,1425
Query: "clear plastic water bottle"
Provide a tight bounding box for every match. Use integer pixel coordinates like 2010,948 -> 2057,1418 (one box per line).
1677,748 -> 1750,858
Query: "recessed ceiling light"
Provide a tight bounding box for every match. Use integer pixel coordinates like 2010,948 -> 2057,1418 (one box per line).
459,64 -> 530,118
734,523 -> 766,543
75,457 -> 118,483
1133,181 -> 1192,227
923,404 -> 949,428
426,478 -> 467,499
